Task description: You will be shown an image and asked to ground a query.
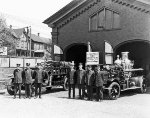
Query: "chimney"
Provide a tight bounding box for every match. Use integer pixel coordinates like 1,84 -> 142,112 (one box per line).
37,33 -> 40,36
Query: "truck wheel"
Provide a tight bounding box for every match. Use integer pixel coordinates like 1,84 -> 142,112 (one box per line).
139,79 -> 147,93
7,79 -> 15,95
108,82 -> 120,100
63,76 -> 68,91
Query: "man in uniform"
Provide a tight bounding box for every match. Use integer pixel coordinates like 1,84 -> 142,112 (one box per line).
85,65 -> 94,101
75,63 -> 85,99
94,65 -> 104,101
24,63 -> 33,99
13,64 -> 23,99
68,62 -> 76,99
33,63 -> 46,99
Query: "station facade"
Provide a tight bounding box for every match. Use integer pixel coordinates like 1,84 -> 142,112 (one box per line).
44,0 -> 150,74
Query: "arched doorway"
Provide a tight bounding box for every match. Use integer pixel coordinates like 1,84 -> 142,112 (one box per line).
115,40 -> 150,75
65,43 -> 87,68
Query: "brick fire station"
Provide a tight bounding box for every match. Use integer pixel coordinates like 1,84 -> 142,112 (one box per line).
43,0 -> 150,74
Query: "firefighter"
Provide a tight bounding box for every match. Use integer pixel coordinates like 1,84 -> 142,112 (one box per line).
24,63 -> 33,99
68,62 -> 76,99
85,65 -> 94,101
33,63 -> 46,99
13,64 -> 23,99
75,63 -> 86,99
94,64 -> 104,101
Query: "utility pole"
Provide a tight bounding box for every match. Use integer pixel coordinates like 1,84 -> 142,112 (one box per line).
29,27 -> 32,57
26,27 -> 29,57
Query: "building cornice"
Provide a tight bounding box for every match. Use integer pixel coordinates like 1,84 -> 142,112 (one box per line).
112,0 -> 150,14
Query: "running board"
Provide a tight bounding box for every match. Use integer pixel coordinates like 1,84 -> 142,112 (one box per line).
104,86 -> 141,91
121,87 -> 141,92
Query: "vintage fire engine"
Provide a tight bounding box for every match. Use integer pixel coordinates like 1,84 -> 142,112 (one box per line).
102,52 -> 147,100
7,61 -> 70,95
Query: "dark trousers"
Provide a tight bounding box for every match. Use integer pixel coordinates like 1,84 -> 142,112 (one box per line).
68,84 -> 75,98
35,83 -> 42,98
87,85 -> 93,100
25,84 -> 32,98
14,83 -> 22,98
78,84 -> 85,99
96,86 -> 103,101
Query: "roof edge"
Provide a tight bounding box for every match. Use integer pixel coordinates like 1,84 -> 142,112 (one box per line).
43,0 -> 87,25
43,0 -> 150,27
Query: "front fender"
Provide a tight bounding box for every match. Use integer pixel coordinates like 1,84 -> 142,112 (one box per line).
104,77 -> 120,88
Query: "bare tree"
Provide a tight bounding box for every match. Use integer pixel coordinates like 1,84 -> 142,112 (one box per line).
0,15 -> 17,56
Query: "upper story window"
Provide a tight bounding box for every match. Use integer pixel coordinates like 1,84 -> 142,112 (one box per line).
90,7 -> 120,31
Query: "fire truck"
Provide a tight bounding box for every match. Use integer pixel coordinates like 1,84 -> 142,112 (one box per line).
102,52 -> 147,100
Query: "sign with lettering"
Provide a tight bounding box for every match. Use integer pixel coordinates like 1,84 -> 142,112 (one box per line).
86,52 -> 99,65
0,47 -> 7,55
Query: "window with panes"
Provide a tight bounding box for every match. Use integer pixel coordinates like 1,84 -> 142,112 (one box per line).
90,7 -> 120,31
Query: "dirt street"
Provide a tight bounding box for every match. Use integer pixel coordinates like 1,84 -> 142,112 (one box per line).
0,88 -> 150,118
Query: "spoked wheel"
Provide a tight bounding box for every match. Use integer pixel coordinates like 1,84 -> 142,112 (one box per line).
108,82 -> 120,100
63,76 -> 69,91
7,79 -> 15,95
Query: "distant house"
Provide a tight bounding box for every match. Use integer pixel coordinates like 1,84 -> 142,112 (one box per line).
30,33 -> 51,58
13,28 -> 29,56
0,26 -> 51,58
13,28 -> 51,58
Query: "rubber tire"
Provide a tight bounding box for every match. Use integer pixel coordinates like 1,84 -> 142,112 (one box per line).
108,82 -> 120,100
63,76 -> 69,91
7,79 -> 15,95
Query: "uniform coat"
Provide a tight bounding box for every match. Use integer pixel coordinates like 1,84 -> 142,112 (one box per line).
76,69 -> 85,85
68,69 -> 76,84
94,71 -> 104,87
24,68 -> 33,84
68,68 -> 76,98
33,69 -> 46,83
85,70 -> 94,100
85,70 -> 94,86
13,68 -> 23,83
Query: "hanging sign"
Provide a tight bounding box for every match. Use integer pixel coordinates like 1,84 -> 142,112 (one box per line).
86,52 -> 99,65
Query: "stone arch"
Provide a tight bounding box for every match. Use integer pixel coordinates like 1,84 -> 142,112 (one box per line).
114,39 -> 150,75
64,43 -> 88,68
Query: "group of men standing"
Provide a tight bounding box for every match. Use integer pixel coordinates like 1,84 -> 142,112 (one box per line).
13,63 -> 47,99
68,63 -> 104,102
